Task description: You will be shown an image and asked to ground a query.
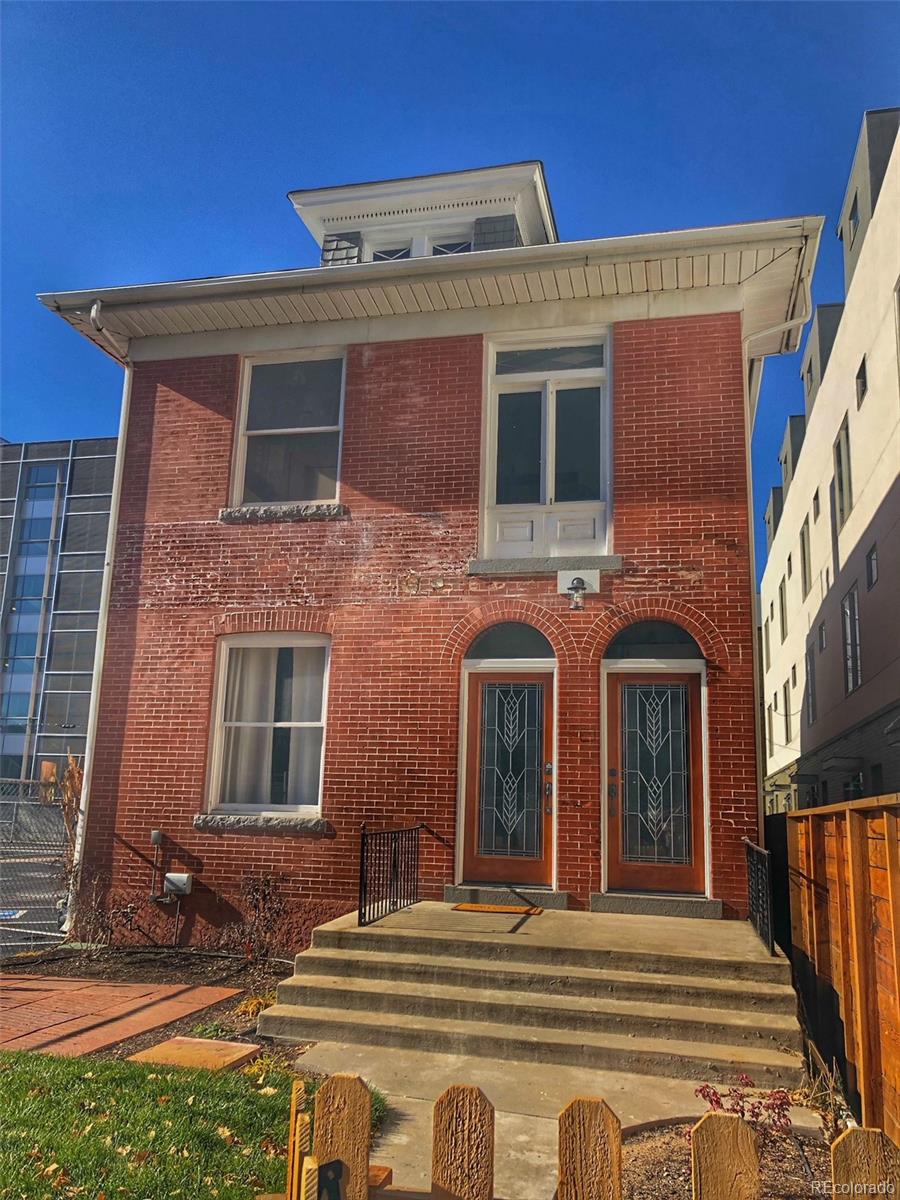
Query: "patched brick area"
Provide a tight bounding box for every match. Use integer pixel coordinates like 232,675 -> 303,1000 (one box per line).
83,314 -> 758,944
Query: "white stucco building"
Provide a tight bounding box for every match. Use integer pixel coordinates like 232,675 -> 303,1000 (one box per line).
761,108 -> 900,810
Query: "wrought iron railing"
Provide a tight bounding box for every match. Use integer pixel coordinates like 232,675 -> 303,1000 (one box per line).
358,823 -> 426,927
742,835 -> 775,955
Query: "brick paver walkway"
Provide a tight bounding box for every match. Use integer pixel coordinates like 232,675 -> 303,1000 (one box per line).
0,975 -> 240,1056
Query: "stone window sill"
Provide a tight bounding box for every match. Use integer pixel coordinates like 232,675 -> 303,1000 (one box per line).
467,554 -> 624,577
193,812 -> 331,837
218,502 -> 349,525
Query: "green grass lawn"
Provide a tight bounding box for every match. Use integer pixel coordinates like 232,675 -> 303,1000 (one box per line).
0,1050 -> 383,1199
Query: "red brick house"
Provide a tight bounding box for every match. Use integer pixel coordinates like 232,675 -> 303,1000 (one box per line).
40,164 -> 822,942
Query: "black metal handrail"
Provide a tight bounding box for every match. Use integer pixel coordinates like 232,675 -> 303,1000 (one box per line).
742,835 -> 775,955
358,823 -> 424,927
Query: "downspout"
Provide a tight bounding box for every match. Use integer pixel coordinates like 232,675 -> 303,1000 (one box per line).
66,360 -> 133,929
89,299 -> 130,362
739,243 -> 814,848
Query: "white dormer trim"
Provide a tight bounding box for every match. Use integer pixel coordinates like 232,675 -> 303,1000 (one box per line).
288,162 -> 556,249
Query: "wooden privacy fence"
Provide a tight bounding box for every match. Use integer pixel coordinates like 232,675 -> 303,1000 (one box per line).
262,1073 -> 900,1200
787,795 -> 900,1144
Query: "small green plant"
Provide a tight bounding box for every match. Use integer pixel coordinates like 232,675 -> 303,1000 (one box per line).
190,1018 -> 235,1039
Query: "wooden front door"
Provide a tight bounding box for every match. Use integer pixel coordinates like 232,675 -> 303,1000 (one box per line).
462,673 -> 554,886
606,673 -> 705,894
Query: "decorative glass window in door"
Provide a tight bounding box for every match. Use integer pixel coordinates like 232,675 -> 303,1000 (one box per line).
477,682 -> 544,858
621,682 -> 691,865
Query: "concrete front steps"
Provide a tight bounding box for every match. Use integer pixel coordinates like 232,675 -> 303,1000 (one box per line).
259,909 -> 805,1088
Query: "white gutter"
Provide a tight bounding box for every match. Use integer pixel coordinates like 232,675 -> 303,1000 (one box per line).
38,215 -> 824,315
742,241 -> 815,358
67,363 -> 133,921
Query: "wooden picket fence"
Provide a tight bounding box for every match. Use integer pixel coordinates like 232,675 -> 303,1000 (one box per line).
260,1072 -> 900,1200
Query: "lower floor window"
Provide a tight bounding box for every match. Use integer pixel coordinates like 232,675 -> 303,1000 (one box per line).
211,634 -> 329,810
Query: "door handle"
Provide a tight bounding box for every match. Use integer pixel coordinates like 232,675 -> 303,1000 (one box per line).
608,781 -> 618,818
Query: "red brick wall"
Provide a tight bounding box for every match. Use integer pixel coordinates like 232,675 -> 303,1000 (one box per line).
83,313 -> 758,948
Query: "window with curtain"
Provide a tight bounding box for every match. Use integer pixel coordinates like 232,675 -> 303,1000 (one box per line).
213,636 -> 330,810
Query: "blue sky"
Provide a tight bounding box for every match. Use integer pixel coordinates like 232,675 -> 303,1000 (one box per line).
2,1 -> 898,575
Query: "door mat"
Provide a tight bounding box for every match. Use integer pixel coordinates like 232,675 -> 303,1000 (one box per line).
451,903 -> 544,915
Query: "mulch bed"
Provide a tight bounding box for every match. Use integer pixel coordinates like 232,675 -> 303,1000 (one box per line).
623,1123 -> 830,1200
2,945 -> 292,1061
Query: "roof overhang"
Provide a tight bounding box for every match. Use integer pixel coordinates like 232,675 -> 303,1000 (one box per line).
37,214 -> 823,390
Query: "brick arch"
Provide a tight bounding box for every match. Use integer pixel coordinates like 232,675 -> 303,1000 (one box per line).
215,608 -> 335,636
582,598 -> 731,671
440,600 -> 579,670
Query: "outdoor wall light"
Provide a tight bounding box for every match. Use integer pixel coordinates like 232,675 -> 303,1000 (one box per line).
566,576 -> 588,611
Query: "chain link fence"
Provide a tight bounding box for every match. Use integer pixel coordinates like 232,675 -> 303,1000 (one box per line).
0,779 -> 70,956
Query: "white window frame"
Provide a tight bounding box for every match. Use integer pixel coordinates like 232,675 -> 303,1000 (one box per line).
482,328 -> 610,559
361,219 -> 475,263
232,348 -> 346,508
206,632 -> 331,816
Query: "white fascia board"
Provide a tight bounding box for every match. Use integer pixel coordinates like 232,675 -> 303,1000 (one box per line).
37,213 -> 823,316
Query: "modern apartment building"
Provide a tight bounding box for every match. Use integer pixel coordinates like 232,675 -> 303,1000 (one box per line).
38,161 -> 822,939
0,437 -> 116,780
760,109 -> 900,811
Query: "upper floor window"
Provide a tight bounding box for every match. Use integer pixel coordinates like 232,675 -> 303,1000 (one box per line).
778,576 -> 788,642
805,643 -> 817,726
833,416 -> 853,529
866,543 -> 878,589
236,353 -> 344,506
209,634 -> 330,812
484,336 -> 608,559
812,488 -> 820,521
855,356 -> 868,407
841,583 -> 861,694
799,517 -> 812,598
763,618 -> 771,671
848,192 -> 860,246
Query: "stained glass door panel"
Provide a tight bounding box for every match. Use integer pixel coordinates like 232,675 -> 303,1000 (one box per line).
463,674 -> 553,885
478,682 -> 543,858
621,683 -> 690,865
606,673 -> 705,894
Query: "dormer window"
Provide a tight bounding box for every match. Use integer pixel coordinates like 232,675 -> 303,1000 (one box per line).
364,228 -> 474,262
432,239 -> 473,256
371,245 -> 411,262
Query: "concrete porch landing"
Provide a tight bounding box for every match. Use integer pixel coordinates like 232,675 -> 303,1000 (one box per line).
321,901 -> 778,968
259,901 -> 803,1089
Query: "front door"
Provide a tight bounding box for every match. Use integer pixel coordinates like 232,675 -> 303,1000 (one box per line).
606,673 -> 705,894
462,673 -> 554,886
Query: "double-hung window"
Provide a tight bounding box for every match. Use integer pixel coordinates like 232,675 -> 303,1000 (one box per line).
236,352 -> 344,506
485,336 -> 608,558
209,634 -> 330,812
